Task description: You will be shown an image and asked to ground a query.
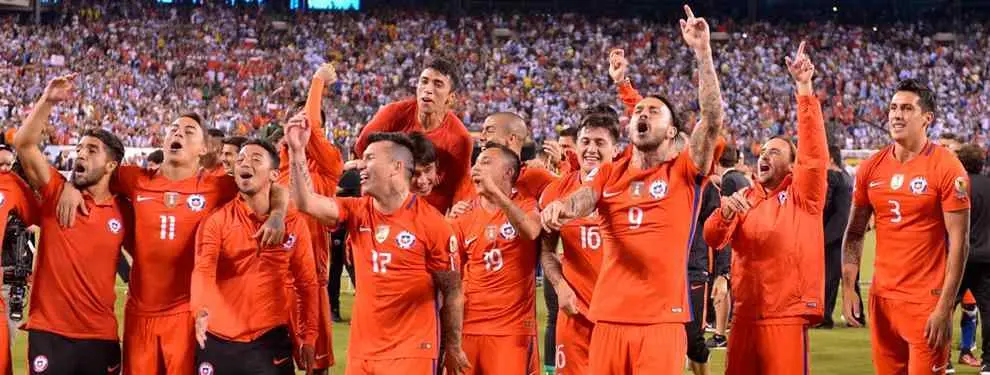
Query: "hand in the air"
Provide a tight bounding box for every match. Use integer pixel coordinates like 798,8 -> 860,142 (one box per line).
608,49 -> 629,83
679,5 -> 711,52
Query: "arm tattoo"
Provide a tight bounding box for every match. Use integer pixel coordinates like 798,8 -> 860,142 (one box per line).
841,206 -> 872,267
540,233 -> 565,288
432,270 -> 464,349
565,186 -> 597,218
689,47 -> 725,171
290,154 -> 316,204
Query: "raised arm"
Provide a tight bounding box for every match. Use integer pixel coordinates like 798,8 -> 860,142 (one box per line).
285,113 -> 341,225
786,41 -> 829,212
680,6 -> 725,173
608,49 -> 643,116
475,173 -> 541,241
841,203 -> 873,327
304,64 -> 345,180
14,75 -> 76,188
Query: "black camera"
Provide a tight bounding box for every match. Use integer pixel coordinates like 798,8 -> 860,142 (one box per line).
2,214 -> 34,321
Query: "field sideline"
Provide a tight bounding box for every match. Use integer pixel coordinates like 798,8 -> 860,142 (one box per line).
9,232 -> 983,374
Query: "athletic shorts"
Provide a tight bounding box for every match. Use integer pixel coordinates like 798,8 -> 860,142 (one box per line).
27,330 -> 119,375
462,334 -> 540,375
686,281 -> 710,364
554,312 -> 594,375
195,326 -> 294,375
289,285 -> 334,369
588,322 -> 686,375
345,357 -> 436,375
870,294 -> 950,375
725,322 -> 808,375
123,310 -> 195,375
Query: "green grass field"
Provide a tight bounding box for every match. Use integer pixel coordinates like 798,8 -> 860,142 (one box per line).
10,232 -> 983,374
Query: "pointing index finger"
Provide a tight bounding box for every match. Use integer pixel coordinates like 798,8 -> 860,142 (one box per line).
796,41 -> 807,59
683,4 -> 696,19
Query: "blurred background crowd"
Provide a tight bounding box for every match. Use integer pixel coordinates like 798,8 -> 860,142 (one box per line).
2,1 -> 989,167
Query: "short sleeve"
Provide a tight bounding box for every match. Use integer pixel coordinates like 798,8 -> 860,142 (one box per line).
937,154 -> 971,213
333,197 -> 361,227
214,175 -> 239,205
519,167 -> 556,199
426,219 -> 459,273
3,174 -> 40,226
853,161 -> 871,207
585,162 -> 613,201
38,165 -> 67,202
113,165 -> 144,197
676,148 -> 704,183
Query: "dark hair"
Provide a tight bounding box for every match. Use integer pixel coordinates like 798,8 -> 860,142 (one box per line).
0,144 -> 13,155
483,142 -> 522,184
939,132 -> 960,142
894,79 -> 937,114
366,132 -> 416,178
207,128 -> 225,139
827,144 -> 843,168
147,149 -> 164,164
580,103 -> 619,121
222,136 -> 249,149
578,113 -> 621,143
643,94 -> 682,132
424,56 -> 460,91
241,138 -> 281,169
179,112 -> 210,141
956,144 -> 985,175
81,129 -> 125,164
559,127 -> 579,139
292,100 -> 326,126
769,135 -> 797,163
718,145 -> 739,168
408,132 -> 437,166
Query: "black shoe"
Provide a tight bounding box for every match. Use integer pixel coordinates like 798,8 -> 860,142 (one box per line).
980,363 -> 990,375
945,361 -> 955,374
331,310 -> 344,323
705,334 -> 727,349
814,321 -> 834,329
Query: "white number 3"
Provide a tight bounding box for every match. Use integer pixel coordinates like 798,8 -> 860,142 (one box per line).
888,200 -> 902,223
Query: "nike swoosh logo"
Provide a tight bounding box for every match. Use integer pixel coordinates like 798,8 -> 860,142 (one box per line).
107,364 -> 121,373
315,353 -> 330,360
464,237 -> 478,246
931,363 -> 949,372
869,182 -> 882,188
359,227 -> 371,232
603,191 -> 622,198
136,195 -> 154,202
273,357 -> 290,365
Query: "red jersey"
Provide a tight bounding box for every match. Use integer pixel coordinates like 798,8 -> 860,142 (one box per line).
516,166 -> 555,201
584,150 -> 705,324
703,95 -> 828,323
25,166 -> 129,340
355,99 -> 473,212
114,166 -> 238,316
335,194 -> 458,359
0,172 -> 37,247
854,142 -> 970,303
192,198 -> 319,345
451,194 -> 539,336
539,170 -> 603,313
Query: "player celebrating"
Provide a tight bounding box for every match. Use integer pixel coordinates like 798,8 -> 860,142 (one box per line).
286,124 -> 469,374
702,41 -> 827,374
354,57 -> 474,213
192,139 -> 319,374
541,6 -> 724,374
842,78 -> 971,375
0,148 -> 35,375
476,112 -> 556,199
15,75 -> 128,375
539,111 -> 620,375
450,143 -> 543,374
219,136 -> 248,176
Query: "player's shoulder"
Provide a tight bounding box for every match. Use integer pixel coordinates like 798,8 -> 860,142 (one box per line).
857,145 -> 894,177
382,99 -> 418,115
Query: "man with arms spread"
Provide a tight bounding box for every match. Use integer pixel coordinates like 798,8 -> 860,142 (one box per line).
539,112 -> 619,375
192,139 -> 319,375
16,74 -> 129,375
219,136 -> 248,176
354,57 -> 473,213
450,143 -> 542,374
703,42 -> 827,374
541,6 -> 724,374
286,125 -> 468,375
842,78 -> 970,375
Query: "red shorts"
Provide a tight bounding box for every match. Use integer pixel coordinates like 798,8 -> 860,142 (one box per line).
588,322 -> 686,375
554,312 -> 594,375
725,322 -> 808,375
123,310 -> 194,375
288,285 -> 335,369
870,294 -> 950,375
345,357 -> 436,375
462,334 -> 539,375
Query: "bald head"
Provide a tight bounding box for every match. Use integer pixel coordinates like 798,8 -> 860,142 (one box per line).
481,112 -> 529,155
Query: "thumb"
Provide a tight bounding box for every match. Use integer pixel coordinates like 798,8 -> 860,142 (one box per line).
79,202 -> 90,216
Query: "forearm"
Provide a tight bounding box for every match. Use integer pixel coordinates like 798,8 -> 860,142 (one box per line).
305,77 -> 325,131
563,186 -> 597,218
689,46 -> 724,170
841,233 -> 865,290
936,242 -> 968,312
433,271 -> 464,349
540,233 -> 565,288
289,150 -> 339,224
15,99 -> 52,148
702,210 -> 736,250
493,193 -> 541,241
269,184 -> 288,219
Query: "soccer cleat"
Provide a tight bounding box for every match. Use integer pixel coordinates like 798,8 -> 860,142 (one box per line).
960,353 -> 981,367
705,334 -> 727,349
945,362 -> 955,374
981,364 -> 990,375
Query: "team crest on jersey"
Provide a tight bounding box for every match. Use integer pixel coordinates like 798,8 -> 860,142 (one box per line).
485,225 -> 498,241
890,174 -> 904,190
164,192 -> 180,208
198,362 -> 214,375
449,235 -> 458,253
499,223 -> 517,240
187,194 -> 207,212
909,177 -> 928,195
375,225 -> 390,244
283,234 -> 297,249
107,218 -> 122,234
955,176 -> 968,197
778,191 -> 788,205
32,355 -> 48,373
649,180 -> 668,199
0,192 -> 5,207
396,231 -> 416,249
631,181 -> 644,198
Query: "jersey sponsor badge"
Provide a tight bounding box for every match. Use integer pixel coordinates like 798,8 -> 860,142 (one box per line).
649,180 -> 668,199
909,176 -> 927,195
198,362 -> 215,375
396,230 -> 416,249
631,181 -> 644,198
32,355 -> 48,373
486,225 -> 498,241
187,194 -> 207,212
890,174 -> 904,190
449,235 -> 458,253
499,223 -> 517,240
164,192 -> 180,208
107,218 -> 122,234
375,225 -> 390,244
283,233 -> 297,249
778,191 -> 788,205
955,176 -> 968,197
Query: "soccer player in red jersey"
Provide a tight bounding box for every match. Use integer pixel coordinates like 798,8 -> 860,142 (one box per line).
477,112 -> 556,199
16,74 -> 129,375
702,41 -> 828,374
539,111 -> 620,375
286,124 -> 469,375
0,146 -> 35,375
219,136 -> 248,176
192,139 -> 319,375
842,78 -> 971,375
540,6 -> 724,374
450,143 -> 543,375
353,57 -> 474,213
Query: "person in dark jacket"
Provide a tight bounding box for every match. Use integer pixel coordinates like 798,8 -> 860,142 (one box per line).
684,181 -> 721,374
328,168 -> 359,322
706,145 -> 750,349
819,145 -> 852,329
954,143 -> 990,372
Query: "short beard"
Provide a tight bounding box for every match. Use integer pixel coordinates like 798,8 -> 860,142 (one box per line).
71,168 -> 104,190
633,138 -> 661,153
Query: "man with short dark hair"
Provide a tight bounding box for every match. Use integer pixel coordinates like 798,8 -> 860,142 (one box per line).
409,132 -> 439,197
953,143 -> 990,373
146,150 -> 164,170
220,136 -> 248,176
937,132 -> 963,154
820,144 -> 853,329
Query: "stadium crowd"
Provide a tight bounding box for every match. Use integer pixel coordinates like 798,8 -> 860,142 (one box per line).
2,2 -> 990,161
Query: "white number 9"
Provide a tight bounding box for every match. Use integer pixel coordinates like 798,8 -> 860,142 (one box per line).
628,207 -> 643,229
